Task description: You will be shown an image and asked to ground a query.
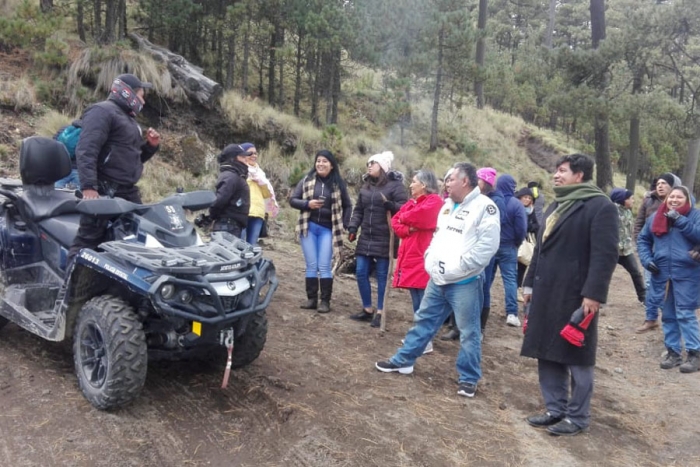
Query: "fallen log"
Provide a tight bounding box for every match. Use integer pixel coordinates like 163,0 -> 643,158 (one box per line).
128,32 -> 223,108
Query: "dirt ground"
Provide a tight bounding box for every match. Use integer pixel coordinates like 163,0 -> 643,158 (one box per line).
0,235 -> 699,467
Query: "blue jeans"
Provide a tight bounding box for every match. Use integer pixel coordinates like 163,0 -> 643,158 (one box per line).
54,169 -> 80,189
391,277 -> 483,384
300,222 -> 333,279
644,269 -> 659,321
246,216 -> 264,245
483,245 -> 518,315
409,288 -> 424,313
662,282 -> 700,354
356,255 -> 389,310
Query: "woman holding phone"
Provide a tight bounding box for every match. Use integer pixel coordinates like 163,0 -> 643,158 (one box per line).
290,150 -> 353,313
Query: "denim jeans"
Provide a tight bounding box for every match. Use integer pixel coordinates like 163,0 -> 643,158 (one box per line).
644,269 -> 659,321
409,288 -> 424,313
54,169 -> 81,189
246,216 -> 264,245
483,245 -> 518,315
662,282 -> 700,354
300,222 -> 333,279
390,277 -> 483,384
356,255 -> 389,310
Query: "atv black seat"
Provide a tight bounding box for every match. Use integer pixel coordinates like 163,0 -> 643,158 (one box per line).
16,136 -> 79,222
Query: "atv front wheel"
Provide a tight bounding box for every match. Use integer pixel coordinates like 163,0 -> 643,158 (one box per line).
73,295 -> 147,410
232,309 -> 268,368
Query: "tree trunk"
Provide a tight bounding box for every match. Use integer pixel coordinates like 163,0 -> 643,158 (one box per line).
474,0 -> 488,110
590,0 -> 612,190
102,0 -> 117,44
40,0 -> 53,13
682,130 -> 700,194
242,17 -> 251,95
117,0 -> 126,40
94,0 -> 102,42
331,48 -> 340,124
430,26 -> 445,151
278,27 -> 285,108
77,0 -> 86,42
268,27 -> 277,106
545,0 -> 556,48
128,33 -> 223,107
625,69 -> 643,191
310,49 -> 321,127
225,33 -> 236,90
293,33 -> 303,117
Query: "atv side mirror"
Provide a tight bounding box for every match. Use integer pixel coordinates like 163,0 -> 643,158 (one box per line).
76,197 -> 141,217
162,190 -> 216,211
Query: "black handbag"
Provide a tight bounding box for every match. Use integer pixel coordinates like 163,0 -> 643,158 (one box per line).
259,214 -> 269,238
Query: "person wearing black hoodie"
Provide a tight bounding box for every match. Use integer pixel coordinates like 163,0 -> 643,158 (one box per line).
208,144 -> 252,238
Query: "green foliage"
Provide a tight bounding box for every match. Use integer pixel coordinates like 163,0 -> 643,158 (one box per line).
33,36 -> 70,70
321,125 -> 343,159
0,0 -> 60,51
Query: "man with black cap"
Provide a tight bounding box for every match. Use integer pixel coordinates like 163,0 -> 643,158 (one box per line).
206,144 -> 252,239
68,73 -> 161,264
633,172 -> 680,333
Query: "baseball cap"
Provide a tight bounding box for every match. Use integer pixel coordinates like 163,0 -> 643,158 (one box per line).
116,73 -> 153,90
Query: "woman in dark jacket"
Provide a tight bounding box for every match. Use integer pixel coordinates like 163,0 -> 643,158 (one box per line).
637,186 -> 700,373
290,150 -> 352,313
515,187 -> 540,289
348,151 -> 408,327
209,144 -> 251,238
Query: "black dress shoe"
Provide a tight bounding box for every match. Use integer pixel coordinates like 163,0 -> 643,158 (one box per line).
546,419 -> 585,436
440,328 -> 460,341
526,412 -> 563,428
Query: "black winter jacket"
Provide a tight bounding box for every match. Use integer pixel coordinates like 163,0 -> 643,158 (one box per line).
349,171 -> 408,258
76,99 -> 159,190
209,160 -> 250,228
289,174 -> 353,229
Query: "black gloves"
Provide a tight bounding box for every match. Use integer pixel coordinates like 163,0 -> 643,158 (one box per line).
646,262 -> 660,274
665,209 -> 682,223
194,213 -> 212,227
383,200 -> 395,211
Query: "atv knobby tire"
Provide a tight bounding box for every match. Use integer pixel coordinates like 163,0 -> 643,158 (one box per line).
232,309 -> 268,368
73,295 -> 147,410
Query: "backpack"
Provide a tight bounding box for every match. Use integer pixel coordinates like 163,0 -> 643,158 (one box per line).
55,124 -> 82,160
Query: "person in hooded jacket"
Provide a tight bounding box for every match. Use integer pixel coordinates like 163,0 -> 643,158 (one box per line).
528,181 -> 545,226
348,151 -> 408,327
391,169 -> 444,354
637,186 -> 700,373
208,144 -> 252,238
68,73 -> 160,265
515,187 -> 540,289
610,188 -> 645,304
290,150 -> 353,313
485,174 -> 528,329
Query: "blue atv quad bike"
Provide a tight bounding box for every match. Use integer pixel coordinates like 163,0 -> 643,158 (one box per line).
0,137 -> 278,410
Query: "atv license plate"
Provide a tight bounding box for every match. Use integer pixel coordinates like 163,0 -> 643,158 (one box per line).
192,321 -> 202,336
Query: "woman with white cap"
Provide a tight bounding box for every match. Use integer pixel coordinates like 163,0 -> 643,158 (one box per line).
348,151 -> 408,327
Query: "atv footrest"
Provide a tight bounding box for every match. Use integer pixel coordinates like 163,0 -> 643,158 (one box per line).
0,283 -> 61,337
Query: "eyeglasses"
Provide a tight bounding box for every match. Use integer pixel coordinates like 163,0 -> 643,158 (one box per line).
367,161 -> 377,167
247,152 -> 258,157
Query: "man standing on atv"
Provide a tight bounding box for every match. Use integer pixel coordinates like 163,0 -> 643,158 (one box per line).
67,73 -> 161,264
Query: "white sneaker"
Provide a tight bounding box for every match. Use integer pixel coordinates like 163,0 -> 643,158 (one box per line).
506,314 -> 521,327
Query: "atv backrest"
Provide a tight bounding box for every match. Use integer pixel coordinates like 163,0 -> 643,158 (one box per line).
20,136 -> 72,186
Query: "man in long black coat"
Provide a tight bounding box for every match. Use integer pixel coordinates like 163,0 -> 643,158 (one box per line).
521,154 -> 618,436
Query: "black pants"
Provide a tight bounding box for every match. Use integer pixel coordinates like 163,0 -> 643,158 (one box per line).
617,253 -> 646,302
67,184 -> 141,265
517,262 -> 527,287
212,219 -> 245,239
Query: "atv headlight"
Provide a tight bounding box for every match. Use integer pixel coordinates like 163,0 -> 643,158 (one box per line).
178,289 -> 193,304
160,283 -> 176,300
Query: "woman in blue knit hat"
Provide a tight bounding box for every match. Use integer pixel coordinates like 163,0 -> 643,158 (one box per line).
610,188 -> 645,305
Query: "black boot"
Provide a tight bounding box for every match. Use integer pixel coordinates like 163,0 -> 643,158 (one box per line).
480,306 -> 490,333
300,277 -> 318,309
318,278 -> 333,313
440,314 -> 460,340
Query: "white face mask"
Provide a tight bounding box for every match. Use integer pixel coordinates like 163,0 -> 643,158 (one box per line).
525,205 -> 534,215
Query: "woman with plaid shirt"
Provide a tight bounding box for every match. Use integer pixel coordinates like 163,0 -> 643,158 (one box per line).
290,150 -> 352,313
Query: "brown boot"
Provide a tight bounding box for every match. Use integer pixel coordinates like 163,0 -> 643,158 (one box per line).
635,320 -> 659,334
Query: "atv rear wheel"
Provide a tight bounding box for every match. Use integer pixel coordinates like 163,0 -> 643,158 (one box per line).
232,309 -> 268,368
73,295 -> 147,410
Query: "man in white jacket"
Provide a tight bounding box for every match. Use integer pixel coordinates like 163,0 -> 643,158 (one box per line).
375,162 -> 500,398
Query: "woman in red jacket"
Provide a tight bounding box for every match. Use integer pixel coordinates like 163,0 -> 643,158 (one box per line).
391,169 -> 444,353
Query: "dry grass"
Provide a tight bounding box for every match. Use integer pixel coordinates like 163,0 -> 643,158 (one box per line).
0,74 -> 37,112
34,109 -> 76,137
